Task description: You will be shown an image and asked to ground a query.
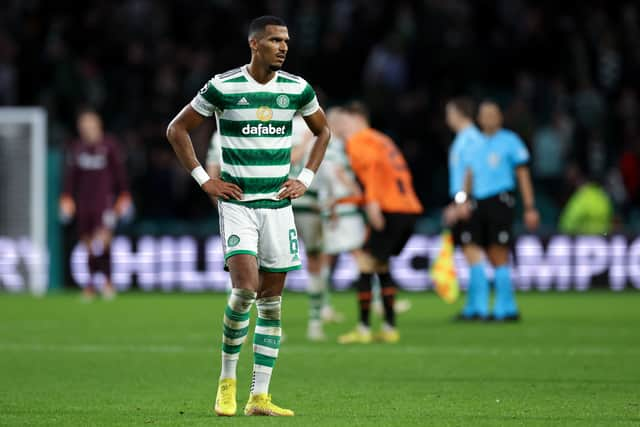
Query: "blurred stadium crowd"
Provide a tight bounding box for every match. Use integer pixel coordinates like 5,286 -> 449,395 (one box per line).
1,0 -> 640,231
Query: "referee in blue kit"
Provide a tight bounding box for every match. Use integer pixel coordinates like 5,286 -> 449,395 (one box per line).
460,100 -> 539,321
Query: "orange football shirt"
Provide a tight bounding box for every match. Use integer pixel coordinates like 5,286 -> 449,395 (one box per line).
345,128 -> 423,214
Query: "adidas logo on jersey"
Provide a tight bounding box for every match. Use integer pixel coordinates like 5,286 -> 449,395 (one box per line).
241,123 -> 287,136
237,97 -> 250,105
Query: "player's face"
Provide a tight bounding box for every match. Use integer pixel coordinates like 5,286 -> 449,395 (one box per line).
77,112 -> 103,144
478,103 -> 503,133
254,25 -> 289,71
445,103 -> 460,131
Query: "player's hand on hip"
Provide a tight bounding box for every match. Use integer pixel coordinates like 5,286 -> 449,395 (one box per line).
202,178 -> 243,202
524,208 -> 540,231
278,179 -> 307,200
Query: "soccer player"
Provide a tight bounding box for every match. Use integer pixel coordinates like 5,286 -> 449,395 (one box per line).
315,107 -> 367,307
462,100 -> 539,320
316,108 -> 366,261
165,16 -> 330,417
443,97 -> 491,320
289,114 -> 335,341
337,102 -> 423,344
59,108 -> 131,300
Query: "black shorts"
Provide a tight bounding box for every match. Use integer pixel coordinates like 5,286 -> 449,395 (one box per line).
464,192 -> 515,248
366,213 -> 419,262
452,205 -> 473,246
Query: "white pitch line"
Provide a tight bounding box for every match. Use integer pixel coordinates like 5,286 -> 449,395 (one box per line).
0,343 -> 638,356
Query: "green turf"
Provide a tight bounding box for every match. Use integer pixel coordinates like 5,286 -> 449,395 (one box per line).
0,291 -> 639,426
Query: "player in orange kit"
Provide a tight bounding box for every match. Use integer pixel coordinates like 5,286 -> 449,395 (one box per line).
335,102 -> 423,343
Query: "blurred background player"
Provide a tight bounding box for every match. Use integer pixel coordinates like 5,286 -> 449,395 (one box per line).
462,100 -> 540,320
290,114 -> 342,341
442,97 -> 491,320
317,107 -> 366,260
59,108 -> 131,300
315,107 -> 366,303
320,108 -> 409,318
337,102 -> 423,344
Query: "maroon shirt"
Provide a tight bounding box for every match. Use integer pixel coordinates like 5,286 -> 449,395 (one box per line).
63,135 -> 128,213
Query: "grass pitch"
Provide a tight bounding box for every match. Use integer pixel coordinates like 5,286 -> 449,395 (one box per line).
0,291 -> 639,426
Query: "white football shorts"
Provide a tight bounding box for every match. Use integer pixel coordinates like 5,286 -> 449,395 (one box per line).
323,212 -> 366,255
218,201 -> 302,272
294,211 -> 323,255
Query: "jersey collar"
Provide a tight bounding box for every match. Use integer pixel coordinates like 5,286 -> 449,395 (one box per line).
241,64 -> 278,87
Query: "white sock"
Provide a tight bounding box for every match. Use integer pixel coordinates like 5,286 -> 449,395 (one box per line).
358,322 -> 370,333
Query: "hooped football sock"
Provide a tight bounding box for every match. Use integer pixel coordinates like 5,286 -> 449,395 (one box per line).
308,271 -> 326,324
251,296 -> 282,395
220,288 -> 256,380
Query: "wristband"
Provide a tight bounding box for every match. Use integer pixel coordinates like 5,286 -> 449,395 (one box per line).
297,168 -> 315,188
190,166 -> 211,186
454,191 -> 468,204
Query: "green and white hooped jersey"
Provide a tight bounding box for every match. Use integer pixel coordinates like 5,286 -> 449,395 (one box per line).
206,131 -> 221,167
289,115 -> 319,212
316,137 -> 362,218
191,65 -> 320,208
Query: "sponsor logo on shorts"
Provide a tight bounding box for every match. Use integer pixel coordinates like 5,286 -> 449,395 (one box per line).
227,234 -> 240,247
276,95 -> 290,108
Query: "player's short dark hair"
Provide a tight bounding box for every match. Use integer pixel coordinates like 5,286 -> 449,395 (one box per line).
479,98 -> 503,112
76,105 -> 99,118
343,100 -> 370,123
248,15 -> 287,39
448,97 -> 475,119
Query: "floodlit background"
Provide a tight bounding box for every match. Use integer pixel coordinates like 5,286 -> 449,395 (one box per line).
1,0 -> 639,290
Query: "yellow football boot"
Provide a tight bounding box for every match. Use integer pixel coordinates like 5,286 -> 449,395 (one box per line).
214,378 -> 237,416
337,327 -> 372,344
374,328 -> 400,343
244,394 -> 294,416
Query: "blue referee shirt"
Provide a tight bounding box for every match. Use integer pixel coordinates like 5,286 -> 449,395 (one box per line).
464,128 -> 530,200
448,125 -> 485,198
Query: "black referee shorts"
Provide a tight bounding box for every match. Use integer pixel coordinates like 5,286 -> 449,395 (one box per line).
464,192 -> 516,248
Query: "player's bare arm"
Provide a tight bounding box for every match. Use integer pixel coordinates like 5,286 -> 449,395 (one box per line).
206,162 -> 221,179
290,127 -> 313,164
278,108 -> 331,200
516,165 -> 540,231
166,105 -> 243,202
